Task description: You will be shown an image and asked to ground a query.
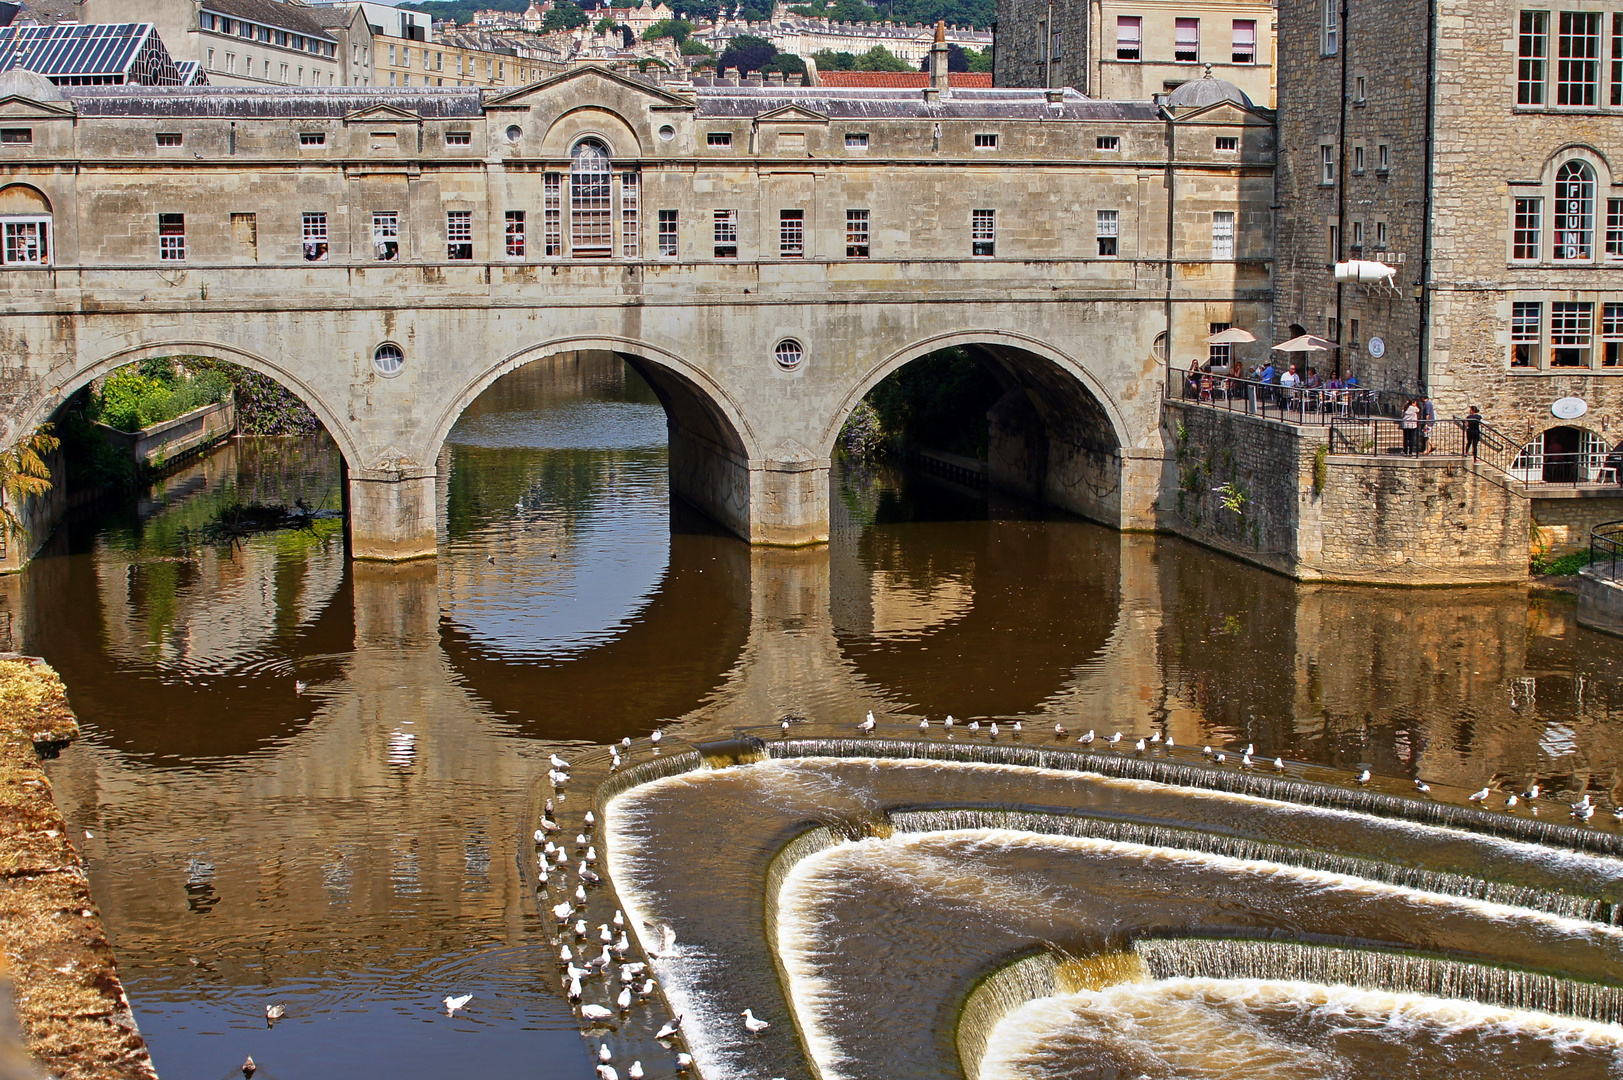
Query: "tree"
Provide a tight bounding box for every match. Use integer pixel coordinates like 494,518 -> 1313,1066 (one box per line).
853,45 -> 911,70
595,14 -> 619,33
717,33 -> 777,74
543,2 -> 588,30
642,17 -> 695,42
680,37 -> 716,55
0,425 -> 59,546
761,52 -> 808,77
811,48 -> 858,70
963,45 -> 992,72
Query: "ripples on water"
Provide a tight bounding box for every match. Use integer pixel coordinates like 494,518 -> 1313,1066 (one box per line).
4,352 -> 1623,1077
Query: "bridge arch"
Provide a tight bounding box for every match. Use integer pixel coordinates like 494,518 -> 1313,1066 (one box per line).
429,335 -> 761,541
822,329 -> 1139,527
12,339 -> 362,466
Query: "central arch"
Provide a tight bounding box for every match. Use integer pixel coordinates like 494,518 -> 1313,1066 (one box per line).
824,330 -> 1136,527
429,336 -> 760,541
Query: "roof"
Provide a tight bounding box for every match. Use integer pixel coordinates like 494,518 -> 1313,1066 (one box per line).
816,71 -> 992,89
201,0 -> 338,41
174,59 -> 206,86
1164,70 -> 1252,109
0,22 -> 161,79
693,85 -> 1156,121
65,85 -> 485,118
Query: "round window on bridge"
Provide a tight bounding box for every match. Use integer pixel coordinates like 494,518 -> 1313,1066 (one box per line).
505,124 -> 523,143
373,342 -> 404,378
658,124 -> 676,142
774,339 -> 804,371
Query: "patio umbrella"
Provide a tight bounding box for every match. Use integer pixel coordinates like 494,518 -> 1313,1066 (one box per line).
1272,333 -> 1339,352
1206,327 -> 1258,344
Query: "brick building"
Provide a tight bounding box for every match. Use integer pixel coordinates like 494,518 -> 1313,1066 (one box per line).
1276,0 -> 1623,466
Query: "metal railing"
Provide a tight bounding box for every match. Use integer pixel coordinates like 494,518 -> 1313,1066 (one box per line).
1166,366 -> 1403,424
1591,519 -> 1623,580
1327,418 -> 1623,489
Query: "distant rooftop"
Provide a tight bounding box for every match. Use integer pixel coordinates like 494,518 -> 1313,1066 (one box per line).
65,85 -> 485,118
692,85 -> 1157,122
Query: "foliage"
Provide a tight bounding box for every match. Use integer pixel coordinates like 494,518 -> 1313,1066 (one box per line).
717,34 -> 777,73
595,14 -> 619,32
1533,548 -> 1593,576
185,358 -> 322,437
544,2 -> 589,30
762,52 -> 808,76
812,45 -> 912,70
0,425 -> 60,544
915,42 -> 979,72
643,17 -> 695,42
1215,482 -> 1247,515
962,45 -> 991,71
837,347 -> 1001,460
1312,443 -> 1328,495
680,37 -> 716,55
93,369 -> 231,433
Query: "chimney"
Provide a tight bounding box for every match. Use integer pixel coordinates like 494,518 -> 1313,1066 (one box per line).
929,19 -> 949,91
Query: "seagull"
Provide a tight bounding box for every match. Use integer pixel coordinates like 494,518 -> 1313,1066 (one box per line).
575,920 -> 588,939
650,729 -> 663,746
295,680 -> 308,695
575,885 -> 588,903
1202,745 -> 1213,756
648,922 -> 677,957
568,963 -> 590,982
585,812 -> 596,827
1165,736 -> 1175,749
581,864 -> 601,885
1108,732 -> 1122,745
487,555 -> 496,565
538,818 -> 559,836
1469,786 -> 1490,802
919,718 -> 929,731
1273,757 -> 1285,772
1011,721 -> 1021,733
968,721 -> 981,731
1149,731 -> 1162,744
599,924 -> 614,943
1612,807 -> 1623,823
1054,723 -> 1066,737
742,1009 -> 770,1034
613,909 -> 625,927
1246,743 -> 1255,756
1524,784 -> 1541,800
1079,729 -> 1095,745
1415,780 -> 1431,793
242,1057 -> 257,1079
641,979 -> 655,995
615,933 -> 629,954
1215,752 -> 1226,763
656,1015 -> 683,1040
628,1063 -> 644,1080
989,723 -> 1000,738
1575,802 -> 1596,821
784,719 -> 794,734
676,1053 -> 693,1071
597,1066 -> 618,1080
621,737 -> 632,749
569,976 -> 584,1001
550,754 -> 570,769
445,994 -> 472,1017
1356,769 -> 1371,785
600,1046 -> 613,1063
859,712 -> 876,733
582,1003 -> 614,1022
1241,752 -> 1253,768
560,945 -> 573,963
1135,738 -> 1146,753
265,1003 -> 285,1025
1507,794 -> 1519,808
944,716 -> 955,728
553,901 -> 574,920
618,986 -> 633,1010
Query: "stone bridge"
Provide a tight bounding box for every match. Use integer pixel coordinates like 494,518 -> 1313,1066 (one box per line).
0,65 -> 1275,559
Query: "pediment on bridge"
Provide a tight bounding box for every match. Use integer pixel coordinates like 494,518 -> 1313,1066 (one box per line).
1167,99 -> 1272,125
753,104 -> 829,125
342,103 -> 425,126
0,95 -> 74,119
484,65 -> 696,112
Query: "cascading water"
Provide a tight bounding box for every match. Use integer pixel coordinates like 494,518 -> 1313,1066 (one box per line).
592,738 -> 1623,1080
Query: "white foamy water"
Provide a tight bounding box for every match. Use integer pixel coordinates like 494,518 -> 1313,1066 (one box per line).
979,979 -> 1623,1080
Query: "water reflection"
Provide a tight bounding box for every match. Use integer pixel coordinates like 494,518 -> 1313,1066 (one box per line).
5,352 -> 1623,1077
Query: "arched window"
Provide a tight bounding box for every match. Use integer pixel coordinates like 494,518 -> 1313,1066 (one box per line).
570,139 -> 613,259
1555,160 -> 1595,261
0,183 -> 51,267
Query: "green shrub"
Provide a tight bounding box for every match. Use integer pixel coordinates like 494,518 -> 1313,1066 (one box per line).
1532,548 -> 1593,576
94,369 -> 231,432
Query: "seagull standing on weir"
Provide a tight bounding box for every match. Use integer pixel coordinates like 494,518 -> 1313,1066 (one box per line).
742,1009 -> 771,1034
656,1015 -> 683,1040
859,712 -> 876,733
1469,786 -> 1491,802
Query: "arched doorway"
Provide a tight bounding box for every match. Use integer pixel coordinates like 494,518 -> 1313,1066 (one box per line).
1515,426 -> 1609,483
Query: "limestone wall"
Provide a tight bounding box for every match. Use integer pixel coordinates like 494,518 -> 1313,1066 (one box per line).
1531,495 -> 1623,561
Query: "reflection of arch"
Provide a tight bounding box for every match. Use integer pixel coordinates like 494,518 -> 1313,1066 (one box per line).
821,329 -> 1131,456
18,340 -> 358,465
0,183 -> 50,213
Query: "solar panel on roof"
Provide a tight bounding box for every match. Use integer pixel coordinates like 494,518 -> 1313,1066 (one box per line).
0,22 -> 151,78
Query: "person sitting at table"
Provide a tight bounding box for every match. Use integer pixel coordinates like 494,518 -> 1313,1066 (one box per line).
1344,372 -> 1359,387
1325,375 -> 1344,390
1229,358 -> 1245,379
1280,364 -> 1301,388
1259,361 -> 1277,384
1304,367 -> 1323,389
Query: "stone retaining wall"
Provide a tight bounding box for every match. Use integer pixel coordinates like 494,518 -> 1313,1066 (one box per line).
0,657 -> 154,1080
1163,402 -> 1530,583
1530,495 -> 1623,561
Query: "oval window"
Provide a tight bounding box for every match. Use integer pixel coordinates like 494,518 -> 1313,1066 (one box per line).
774,339 -> 804,370
505,124 -> 523,143
658,124 -> 676,142
373,342 -> 404,377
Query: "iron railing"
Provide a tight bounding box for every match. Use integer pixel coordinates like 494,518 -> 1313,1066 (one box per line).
1166,366 -> 1404,424
1327,418 -> 1623,489
1591,519 -> 1623,580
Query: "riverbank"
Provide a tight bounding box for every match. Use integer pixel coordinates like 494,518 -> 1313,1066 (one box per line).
0,657 -> 154,1080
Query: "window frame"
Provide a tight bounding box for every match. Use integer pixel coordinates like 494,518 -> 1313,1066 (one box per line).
372,210 -> 400,261
1096,209 -> 1119,257
0,215 -> 49,266
1212,211 -> 1236,260
1519,10 -> 1549,105
299,131 -> 326,147
0,128 -> 32,145
446,209 -> 474,261
1116,15 -> 1142,61
844,132 -> 869,149
1320,144 -> 1336,185
1554,159 -> 1595,261
544,172 -> 562,257
1323,0 -> 1339,55
974,132 -> 999,149
971,208 -> 995,258
1096,135 -> 1120,151
569,140 -> 613,259
845,208 -> 870,259
779,209 -> 805,258
620,171 -> 639,259
158,212 -> 186,261
1550,299 -> 1594,366
1175,17 -> 1200,63
713,208 -> 738,259
706,131 -> 732,148
1512,300 -> 1542,367
1557,10 -> 1602,106
1215,135 -> 1239,152
1231,19 -> 1257,64
156,132 -> 183,147
1514,196 -> 1543,261
505,209 -> 526,259
302,211 -> 330,262
657,208 -> 678,258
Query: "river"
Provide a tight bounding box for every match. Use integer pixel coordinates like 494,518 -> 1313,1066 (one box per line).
3,352 -> 1622,1078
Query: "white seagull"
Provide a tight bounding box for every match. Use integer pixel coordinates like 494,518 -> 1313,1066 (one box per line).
742,1009 -> 770,1034
650,729 -> 663,746
1079,729 -> 1095,745
1107,732 -> 1123,745
599,1045 -> 612,1064
1415,780 -> 1431,793
989,723 -> 1000,738
655,1015 -> 683,1040
1355,769 -> 1371,784
628,1063 -> 645,1080
1135,738 -> 1147,753
581,1003 -> 614,1022
919,718 -> 929,730
550,754 -> 570,769
1469,786 -> 1491,802
597,1066 -> 618,1080
676,1054 -> 693,1071
444,994 -> 472,1017
944,716 -> 955,728
859,712 -> 876,733
1273,757 -> 1285,772
617,986 -> 633,1010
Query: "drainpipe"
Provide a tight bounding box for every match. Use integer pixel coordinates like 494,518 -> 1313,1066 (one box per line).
1164,102 -> 1177,389
1333,0 -> 1349,379
1045,0 -> 1055,89
1417,0 -> 1437,394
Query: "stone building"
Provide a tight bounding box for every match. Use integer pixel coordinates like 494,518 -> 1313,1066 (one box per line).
1276,0 -> 1623,467
79,0 -> 350,86
0,63 -> 1273,563
992,0 -> 1275,106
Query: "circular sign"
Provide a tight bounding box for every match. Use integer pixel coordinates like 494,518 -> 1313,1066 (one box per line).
1367,336 -> 1386,358
1552,396 -> 1588,420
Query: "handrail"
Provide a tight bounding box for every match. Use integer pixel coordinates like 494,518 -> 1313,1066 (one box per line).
1591,519 -> 1623,580
1164,365 -> 1395,425
1326,418 -> 1622,490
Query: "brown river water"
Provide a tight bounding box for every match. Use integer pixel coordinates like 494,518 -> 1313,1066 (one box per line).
3,353 -> 1623,1078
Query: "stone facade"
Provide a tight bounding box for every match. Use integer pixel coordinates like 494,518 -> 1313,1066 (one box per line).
993,0 -> 1275,106
1530,493 -> 1623,559
1276,0 -> 1623,462
0,67 -> 1273,563
1163,402 -> 1529,583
